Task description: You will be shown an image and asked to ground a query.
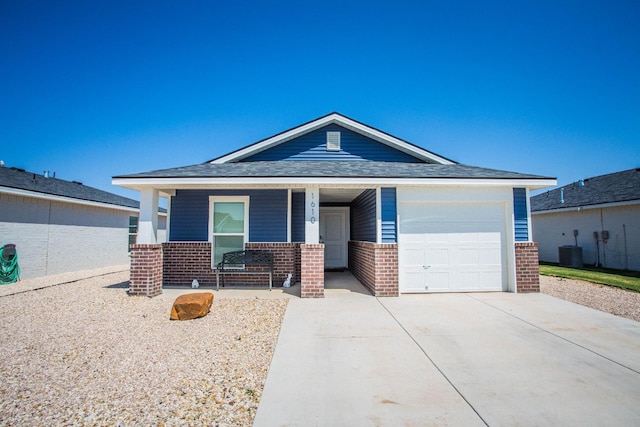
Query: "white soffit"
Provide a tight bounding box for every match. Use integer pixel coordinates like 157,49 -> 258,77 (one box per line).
112,176 -> 557,190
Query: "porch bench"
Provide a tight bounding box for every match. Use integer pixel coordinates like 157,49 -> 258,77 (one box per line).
215,250 -> 274,291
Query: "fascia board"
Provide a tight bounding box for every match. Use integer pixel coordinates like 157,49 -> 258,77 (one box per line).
211,113 -> 455,165
113,177 -> 557,189
532,199 -> 640,215
0,185 -> 140,213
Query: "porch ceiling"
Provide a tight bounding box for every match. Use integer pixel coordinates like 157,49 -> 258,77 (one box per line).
319,188 -> 365,203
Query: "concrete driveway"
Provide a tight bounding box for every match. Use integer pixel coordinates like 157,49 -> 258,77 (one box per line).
254,273 -> 640,426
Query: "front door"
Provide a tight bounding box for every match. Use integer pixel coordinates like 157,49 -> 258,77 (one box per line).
320,208 -> 348,269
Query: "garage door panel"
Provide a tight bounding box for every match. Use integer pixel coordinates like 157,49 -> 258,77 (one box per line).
424,233 -> 449,244
424,272 -> 451,292
480,272 -> 503,289
457,248 -> 480,265
402,271 -> 431,292
424,248 -> 449,265
450,233 -> 473,243
403,248 -> 425,266
478,247 -> 502,264
457,272 -> 480,289
399,201 -> 507,293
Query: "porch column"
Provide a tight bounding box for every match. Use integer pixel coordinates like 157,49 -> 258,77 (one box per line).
129,244 -> 163,297
305,187 -> 320,243
515,242 -> 540,293
302,187 -> 324,297
138,188 -> 159,244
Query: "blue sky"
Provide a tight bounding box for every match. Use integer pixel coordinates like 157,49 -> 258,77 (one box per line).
2,1 -> 638,200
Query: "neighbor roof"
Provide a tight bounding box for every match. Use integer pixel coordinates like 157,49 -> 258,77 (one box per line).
114,161 -> 550,180
531,168 -> 640,212
0,166 -> 140,209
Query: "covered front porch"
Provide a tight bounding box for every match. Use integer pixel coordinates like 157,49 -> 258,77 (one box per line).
128,186 -> 399,298
162,270 -> 373,299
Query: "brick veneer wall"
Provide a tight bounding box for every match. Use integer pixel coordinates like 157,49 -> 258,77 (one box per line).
162,242 -> 300,288
162,242 -> 215,287
129,244 -> 163,297
246,243 -> 301,286
374,243 -> 399,297
349,241 -> 375,294
515,242 -> 540,293
294,243 -> 302,284
349,241 -> 399,297
300,244 -> 324,298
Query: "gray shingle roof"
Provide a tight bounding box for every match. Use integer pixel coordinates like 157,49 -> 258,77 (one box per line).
114,161 -> 551,180
0,166 -> 140,209
531,168 -> 640,212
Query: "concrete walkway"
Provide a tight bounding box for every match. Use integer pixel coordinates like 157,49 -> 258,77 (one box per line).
254,272 -> 640,426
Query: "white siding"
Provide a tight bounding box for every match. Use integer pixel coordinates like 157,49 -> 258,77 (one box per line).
532,204 -> 640,271
0,193 -> 132,279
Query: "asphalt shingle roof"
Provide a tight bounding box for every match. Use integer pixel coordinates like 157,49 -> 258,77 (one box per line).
0,166 -> 140,209
531,168 -> 640,212
114,161 -> 551,180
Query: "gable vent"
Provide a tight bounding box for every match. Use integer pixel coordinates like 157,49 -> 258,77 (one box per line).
326,131 -> 341,151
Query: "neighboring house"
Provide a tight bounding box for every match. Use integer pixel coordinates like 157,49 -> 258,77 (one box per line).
0,166 -> 167,280
531,168 -> 640,271
113,113 -> 555,297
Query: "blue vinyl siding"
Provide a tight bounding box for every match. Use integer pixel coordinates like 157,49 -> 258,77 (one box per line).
169,190 -> 209,241
380,187 -> 397,243
350,189 -> 377,242
291,192 -> 305,242
242,124 -> 424,162
513,188 -> 529,242
170,189 -> 288,242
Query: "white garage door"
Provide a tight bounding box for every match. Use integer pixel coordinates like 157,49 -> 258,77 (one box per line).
398,202 -> 507,293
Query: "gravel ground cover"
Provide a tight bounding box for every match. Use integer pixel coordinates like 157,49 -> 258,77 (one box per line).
0,271 -> 287,426
540,275 -> 640,322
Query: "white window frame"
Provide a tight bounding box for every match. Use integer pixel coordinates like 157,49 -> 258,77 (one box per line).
208,196 -> 250,269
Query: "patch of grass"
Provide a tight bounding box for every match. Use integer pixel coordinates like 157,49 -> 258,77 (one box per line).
539,264 -> 640,293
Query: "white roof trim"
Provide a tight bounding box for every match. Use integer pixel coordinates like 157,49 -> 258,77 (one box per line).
532,199 -> 640,215
211,113 -> 455,165
113,176 -> 556,190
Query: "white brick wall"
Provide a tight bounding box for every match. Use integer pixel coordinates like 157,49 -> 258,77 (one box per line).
0,193 -> 134,279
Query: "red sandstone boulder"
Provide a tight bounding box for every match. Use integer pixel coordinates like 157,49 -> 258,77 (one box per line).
170,292 -> 214,321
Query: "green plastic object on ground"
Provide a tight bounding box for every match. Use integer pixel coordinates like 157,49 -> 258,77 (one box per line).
0,244 -> 20,284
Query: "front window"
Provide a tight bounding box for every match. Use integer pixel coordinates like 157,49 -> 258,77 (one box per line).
209,196 -> 249,267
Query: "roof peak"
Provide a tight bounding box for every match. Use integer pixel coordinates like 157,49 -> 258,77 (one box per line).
208,113 -> 457,165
